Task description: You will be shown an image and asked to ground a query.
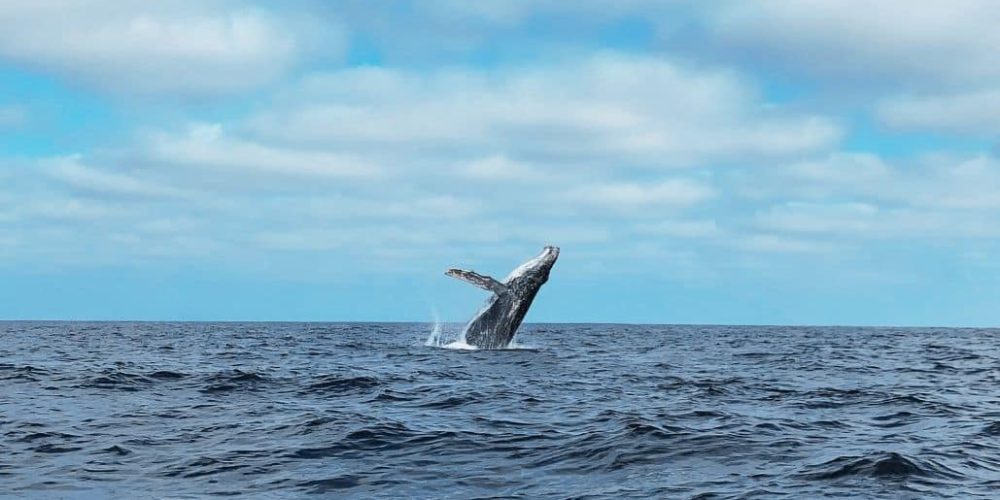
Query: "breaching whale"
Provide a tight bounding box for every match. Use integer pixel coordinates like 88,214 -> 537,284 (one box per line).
446,246 -> 559,349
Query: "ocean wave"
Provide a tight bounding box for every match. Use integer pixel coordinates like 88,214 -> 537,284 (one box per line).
799,451 -> 965,481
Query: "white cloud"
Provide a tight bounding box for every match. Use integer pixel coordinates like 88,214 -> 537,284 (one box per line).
706,1 -> 1000,140
16,198 -> 122,222
145,123 -> 384,180
737,234 -> 832,254
755,202 -> 878,234
253,226 -> 438,252
27,51 -> 824,262
324,0 -> 688,68
249,54 -> 841,167
42,156 -> 191,199
909,155 -> 1000,209
5,1 -> 1000,324
249,219 -> 609,254
5,0 -> 998,282
269,195 -> 483,222
709,0 -> 1000,88
783,153 -> 892,185
0,1 -> 334,95
878,89 -> 1000,135
562,179 -> 714,211
634,219 -> 719,238
776,152 -> 895,198
742,153 -> 893,201
730,152 -> 1000,209
457,155 -> 550,183
738,154 -> 1000,242
753,200 -> 1000,241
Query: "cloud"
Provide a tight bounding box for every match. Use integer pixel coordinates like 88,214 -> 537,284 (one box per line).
3,1 -> 997,286
727,152 -> 892,203
457,155 -> 551,183
9,42 -> 974,276
755,202 -> 879,234
562,179 -> 714,211
878,89 -> 1000,135
253,226 -> 436,252
753,200 -> 1000,241
708,0 -> 1000,88
737,153 -> 1000,243
249,54 -> 841,167
909,155 -> 1000,209
704,1 -> 1000,142
737,234 -> 832,254
634,219 -> 720,238
42,155 -> 191,199
319,0 -> 686,67
0,1 -> 337,95
144,123 -> 384,181
262,195 -> 483,222
16,198 -> 123,222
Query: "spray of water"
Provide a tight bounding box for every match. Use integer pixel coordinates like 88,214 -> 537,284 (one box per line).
442,339 -> 477,350
424,307 -> 480,349
425,308 -> 443,347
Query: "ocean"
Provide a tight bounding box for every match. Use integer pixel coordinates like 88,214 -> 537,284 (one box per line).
2,322 -> 998,498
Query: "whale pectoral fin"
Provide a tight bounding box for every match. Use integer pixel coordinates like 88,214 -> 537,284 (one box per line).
445,268 -> 508,295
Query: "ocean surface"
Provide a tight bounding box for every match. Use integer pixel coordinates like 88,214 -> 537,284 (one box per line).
2,322 -> 999,499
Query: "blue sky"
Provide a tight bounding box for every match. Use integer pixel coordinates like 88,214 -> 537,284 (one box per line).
2,1 -> 1000,325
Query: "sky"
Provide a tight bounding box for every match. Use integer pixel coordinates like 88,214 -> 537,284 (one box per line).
1,1 -> 999,326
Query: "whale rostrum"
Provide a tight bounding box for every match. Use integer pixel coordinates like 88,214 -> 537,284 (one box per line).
446,246 -> 559,349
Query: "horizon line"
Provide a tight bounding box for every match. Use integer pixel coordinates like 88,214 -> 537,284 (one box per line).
0,319 -> 996,329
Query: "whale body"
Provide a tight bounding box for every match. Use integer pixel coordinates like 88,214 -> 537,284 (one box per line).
446,246 -> 559,349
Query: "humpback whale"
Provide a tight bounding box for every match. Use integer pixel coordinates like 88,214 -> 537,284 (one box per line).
446,246 -> 559,349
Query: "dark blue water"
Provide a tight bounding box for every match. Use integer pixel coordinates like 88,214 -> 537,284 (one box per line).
2,322 -> 999,498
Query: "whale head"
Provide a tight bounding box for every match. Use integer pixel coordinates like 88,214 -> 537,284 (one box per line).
505,245 -> 560,285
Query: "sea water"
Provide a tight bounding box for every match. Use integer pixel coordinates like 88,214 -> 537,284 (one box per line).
2,322 -> 998,498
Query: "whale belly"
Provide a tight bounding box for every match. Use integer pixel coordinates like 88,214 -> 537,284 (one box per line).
463,295 -> 516,349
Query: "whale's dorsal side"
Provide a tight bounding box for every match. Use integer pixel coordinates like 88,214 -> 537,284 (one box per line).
445,268 -> 508,295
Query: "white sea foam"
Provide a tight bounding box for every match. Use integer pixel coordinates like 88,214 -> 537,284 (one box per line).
441,339 -> 478,350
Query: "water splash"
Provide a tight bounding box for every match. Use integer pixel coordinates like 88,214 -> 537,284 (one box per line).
425,308 -> 443,347
425,310 -> 478,350
442,339 -> 477,350
426,322 -> 478,350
